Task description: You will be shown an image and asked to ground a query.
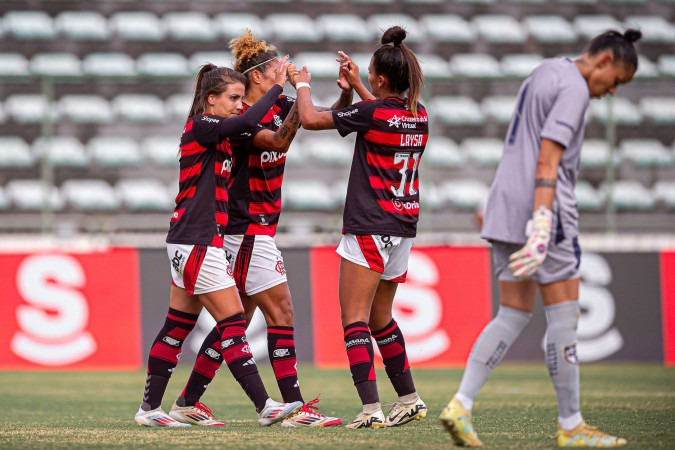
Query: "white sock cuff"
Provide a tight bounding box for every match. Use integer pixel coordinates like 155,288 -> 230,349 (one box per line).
454,393 -> 474,411
363,402 -> 381,414
558,412 -> 583,430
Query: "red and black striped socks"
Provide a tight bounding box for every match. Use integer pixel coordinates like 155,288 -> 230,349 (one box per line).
344,321 -> 379,405
217,313 -> 269,412
372,319 -> 416,397
267,326 -> 303,403
142,308 -> 198,410
179,326 -> 223,407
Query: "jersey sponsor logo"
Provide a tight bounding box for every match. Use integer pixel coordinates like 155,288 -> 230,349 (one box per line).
345,338 -> 371,348
205,348 -> 220,360
392,199 -> 420,211
260,151 -> 286,165
387,115 -> 401,128
202,116 -> 220,124
337,108 -> 358,118
400,134 -> 425,147
275,259 -> 286,275
162,336 -> 180,346
171,251 -> 184,273
387,114 -> 420,129
273,348 -> 291,358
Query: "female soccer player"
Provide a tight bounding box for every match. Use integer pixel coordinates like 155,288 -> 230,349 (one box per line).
291,26 -> 428,429
134,60 -> 304,428
440,29 -> 642,447
175,30 -> 350,428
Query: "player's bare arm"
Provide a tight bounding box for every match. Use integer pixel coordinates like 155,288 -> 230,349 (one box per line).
252,102 -> 300,153
292,67 -> 337,130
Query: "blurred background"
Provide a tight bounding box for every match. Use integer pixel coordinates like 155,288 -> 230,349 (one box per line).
0,0 -> 673,372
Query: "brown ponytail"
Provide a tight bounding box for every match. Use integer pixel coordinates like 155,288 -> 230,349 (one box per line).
186,64 -> 246,122
372,26 -> 424,116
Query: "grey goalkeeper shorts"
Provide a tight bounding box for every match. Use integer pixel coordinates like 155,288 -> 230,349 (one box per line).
491,235 -> 581,285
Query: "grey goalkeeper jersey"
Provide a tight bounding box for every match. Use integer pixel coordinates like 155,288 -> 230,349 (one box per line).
481,58 -> 590,245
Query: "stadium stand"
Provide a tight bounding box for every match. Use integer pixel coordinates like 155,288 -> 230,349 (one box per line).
0,0 -> 672,234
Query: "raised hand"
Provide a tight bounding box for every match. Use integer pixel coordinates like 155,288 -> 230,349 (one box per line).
287,64 -> 300,88
295,66 -> 312,84
336,51 -> 361,88
274,55 -> 291,87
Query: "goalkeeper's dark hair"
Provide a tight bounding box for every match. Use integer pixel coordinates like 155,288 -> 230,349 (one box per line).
372,26 -> 424,116
187,64 -> 246,121
586,29 -> 642,71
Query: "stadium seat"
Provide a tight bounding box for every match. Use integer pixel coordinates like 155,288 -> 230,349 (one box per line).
163,12 -> 216,41
30,53 -> 81,77
352,0 -> 395,4
32,136 -> 89,168
87,136 -> 143,167
4,94 -> 51,124
418,54 -> 451,80
449,54 -> 502,78
588,97 -> 642,125
367,15 -> 423,42
214,13 -> 267,40
302,134 -> 352,166
315,14 -> 372,42
294,52 -> 341,79
575,180 -> 603,211
61,179 -> 119,211
653,180 -> 675,210
639,97 -> 675,123
419,15 -> 475,43
4,11 -> 56,40
189,52 -> 233,71
461,137 -> 504,166
265,13 -> 321,42
82,52 -> 136,77
501,54 -> 543,78
282,179 -> 339,210
112,94 -> 166,123
137,53 -> 190,77
634,56 -> 659,79
116,179 -> 173,211
423,137 -> 465,168
0,102 -> 5,124
141,135 -> 180,166
457,0 -> 496,5
0,136 -> 35,168
481,96 -> 517,123
6,179 -> 64,211
109,12 -> 165,41
0,53 -> 29,76
573,15 -> 622,40
623,16 -> 675,43
429,96 -> 485,125
522,16 -> 577,43
472,15 -> 527,43
58,95 -> 114,124
657,55 -> 675,77
619,139 -> 674,168
165,93 -> 193,120
439,179 -> 490,210
601,180 -> 655,211
55,11 -> 110,41
580,139 -> 617,169
0,187 -> 9,211
419,182 -> 446,210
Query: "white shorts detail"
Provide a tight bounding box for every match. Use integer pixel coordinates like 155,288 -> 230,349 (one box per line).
167,243 -> 235,296
223,234 -> 288,296
336,234 -> 413,282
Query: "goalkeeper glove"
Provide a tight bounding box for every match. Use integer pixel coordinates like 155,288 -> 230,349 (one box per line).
507,206 -> 553,279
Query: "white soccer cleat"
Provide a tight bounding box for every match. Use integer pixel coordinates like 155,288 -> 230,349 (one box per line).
385,397 -> 427,427
280,396 -> 343,428
257,399 -> 303,427
135,406 -> 191,427
345,409 -> 386,429
169,401 -> 226,427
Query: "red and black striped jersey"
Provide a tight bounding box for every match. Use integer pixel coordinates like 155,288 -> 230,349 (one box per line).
166,114 -> 234,247
331,97 -> 429,238
226,95 -> 295,236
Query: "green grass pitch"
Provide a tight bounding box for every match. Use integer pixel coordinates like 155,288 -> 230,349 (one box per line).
1,363 -> 673,449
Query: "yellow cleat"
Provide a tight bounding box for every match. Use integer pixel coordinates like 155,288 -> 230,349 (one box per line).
557,421 -> 627,447
439,398 -> 484,447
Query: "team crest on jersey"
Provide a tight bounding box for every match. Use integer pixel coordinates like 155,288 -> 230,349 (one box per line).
275,258 -> 286,275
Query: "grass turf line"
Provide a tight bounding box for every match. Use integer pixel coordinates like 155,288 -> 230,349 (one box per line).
0,363 -> 673,449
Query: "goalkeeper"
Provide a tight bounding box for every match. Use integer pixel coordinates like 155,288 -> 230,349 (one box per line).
440,29 -> 642,448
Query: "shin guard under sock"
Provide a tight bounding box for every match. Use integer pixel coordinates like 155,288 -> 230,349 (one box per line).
344,321 -> 378,405
372,319 -> 416,397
